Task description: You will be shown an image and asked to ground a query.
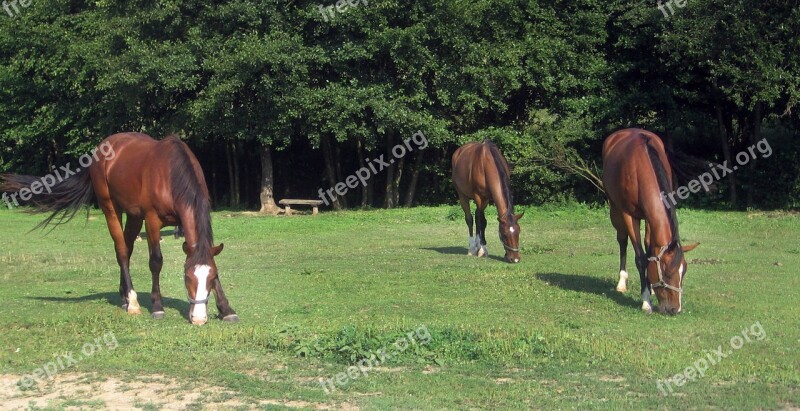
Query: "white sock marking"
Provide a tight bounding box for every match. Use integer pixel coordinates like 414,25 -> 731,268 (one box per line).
616,270 -> 629,292
642,288 -> 653,313
127,289 -> 140,312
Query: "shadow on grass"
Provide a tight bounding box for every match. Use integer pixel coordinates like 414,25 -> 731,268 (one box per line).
535,272 -> 640,309
420,246 -> 507,263
28,292 -> 189,315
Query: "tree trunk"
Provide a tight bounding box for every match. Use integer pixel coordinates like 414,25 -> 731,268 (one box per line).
320,135 -> 344,210
747,102 -> 762,208
404,150 -> 424,207
356,137 -> 370,208
392,155 -> 405,206
258,143 -> 279,214
715,105 -> 737,206
232,141 -> 241,207
383,134 -> 396,208
225,140 -> 240,208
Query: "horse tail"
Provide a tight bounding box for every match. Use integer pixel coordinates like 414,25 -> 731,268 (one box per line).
0,170 -> 94,230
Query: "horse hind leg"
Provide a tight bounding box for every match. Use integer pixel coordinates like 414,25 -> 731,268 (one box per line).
609,205 -> 629,292
458,196 -> 478,256
475,206 -> 488,257
615,231 -> 629,293
118,214 -> 143,314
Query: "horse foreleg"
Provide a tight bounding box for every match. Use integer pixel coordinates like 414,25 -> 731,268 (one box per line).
145,216 -> 165,319
628,218 -> 652,313
211,278 -> 239,322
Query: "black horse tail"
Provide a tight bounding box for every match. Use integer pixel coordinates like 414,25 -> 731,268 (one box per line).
0,170 -> 94,230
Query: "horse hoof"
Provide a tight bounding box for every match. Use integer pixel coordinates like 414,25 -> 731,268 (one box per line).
128,307 -> 142,315
616,286 -> 627,293
222,314 -> 240,323
151,311 -> 165,319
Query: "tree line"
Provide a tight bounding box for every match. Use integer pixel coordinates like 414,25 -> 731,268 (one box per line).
1,0 -> 798,211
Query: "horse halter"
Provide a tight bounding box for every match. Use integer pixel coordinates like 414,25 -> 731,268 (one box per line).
503,243 -> 520,253
648,244 -> 682,294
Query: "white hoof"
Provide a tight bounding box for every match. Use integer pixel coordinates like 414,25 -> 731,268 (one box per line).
127,290 -> 141,314
641,301 -> 653,314
468,236 -> 480,256
616,270 -> 629,293
477,245 -> 488,257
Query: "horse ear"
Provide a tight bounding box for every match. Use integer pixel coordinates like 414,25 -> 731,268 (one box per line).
515,211 -> 524,221
212,243 -> 224,256
682,242 -> 700,253
182,241 -> 192,256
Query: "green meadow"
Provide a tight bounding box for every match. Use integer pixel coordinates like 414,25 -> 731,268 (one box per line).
0,205 -> 798,410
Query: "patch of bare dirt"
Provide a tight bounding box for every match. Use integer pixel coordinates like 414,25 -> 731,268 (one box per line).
0,373 -> 355,410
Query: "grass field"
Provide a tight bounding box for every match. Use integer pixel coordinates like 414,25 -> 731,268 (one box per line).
0,204 -> 798,410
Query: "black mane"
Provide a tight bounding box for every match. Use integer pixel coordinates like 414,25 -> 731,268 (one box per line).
645,140 -> 684,266
164,136 -> 214,266
484,139 -> 514,217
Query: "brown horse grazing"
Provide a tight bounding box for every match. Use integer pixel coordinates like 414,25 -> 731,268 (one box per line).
602,128 -> 699,314
452,140 -> 523,263
0,133 -> 238,325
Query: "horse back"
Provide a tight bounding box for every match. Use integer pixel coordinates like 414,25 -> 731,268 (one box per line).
602,129 -> 672,218
89,133 -> 206,218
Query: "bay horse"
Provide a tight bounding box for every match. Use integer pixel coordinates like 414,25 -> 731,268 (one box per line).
452,140 -> 523,263
0,132 -> 238,325
602,128 -> 698,314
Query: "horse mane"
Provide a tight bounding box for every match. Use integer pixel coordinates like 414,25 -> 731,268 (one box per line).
164,135 -> 214,267
484,139 -> 514,217
645,140 -> 680,242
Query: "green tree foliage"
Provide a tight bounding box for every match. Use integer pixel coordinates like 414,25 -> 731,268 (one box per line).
1,0 -> 797,209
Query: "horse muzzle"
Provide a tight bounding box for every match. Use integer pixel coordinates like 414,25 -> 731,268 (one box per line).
189,297 -> 208,325
503,244 -> 520,263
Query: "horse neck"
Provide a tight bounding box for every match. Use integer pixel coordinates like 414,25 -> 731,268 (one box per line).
177,206 -> 212,251
644,195 -> 675,251
488,174 -> 513,217
483,145 -> 513,218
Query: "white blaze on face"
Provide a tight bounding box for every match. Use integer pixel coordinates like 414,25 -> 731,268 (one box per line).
509,227 -> 515,233
191,265 -> 211,322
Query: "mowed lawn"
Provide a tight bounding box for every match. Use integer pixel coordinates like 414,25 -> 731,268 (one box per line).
0,204 -> 798,410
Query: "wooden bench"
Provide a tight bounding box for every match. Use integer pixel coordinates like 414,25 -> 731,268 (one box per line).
279,199 -> 324,216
